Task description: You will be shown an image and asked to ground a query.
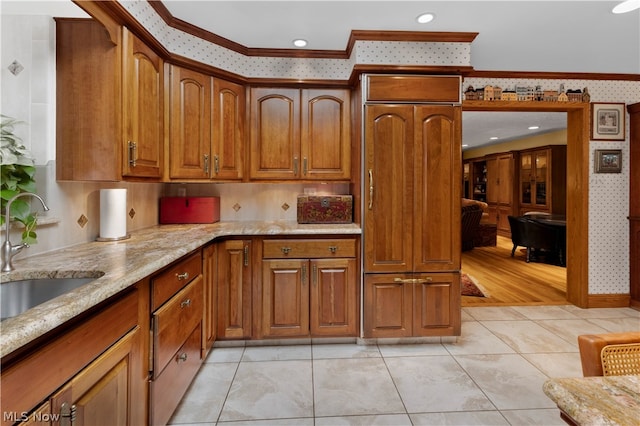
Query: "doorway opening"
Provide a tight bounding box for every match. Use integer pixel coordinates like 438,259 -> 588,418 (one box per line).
461,102 -> 590,308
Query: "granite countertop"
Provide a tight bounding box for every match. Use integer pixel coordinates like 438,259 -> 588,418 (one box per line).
543,375 -> 640,425
0,221 -> 361,358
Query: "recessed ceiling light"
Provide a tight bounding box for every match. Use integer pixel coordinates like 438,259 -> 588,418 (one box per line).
462,144 -> 469,148
612,0 -> 640,14
416,13 -> 435,24
293,39 -> 307,48
528,126 -> 540,130
490,136 -> 499,140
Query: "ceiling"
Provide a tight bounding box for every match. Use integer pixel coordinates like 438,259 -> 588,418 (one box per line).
2,1 -> 637,149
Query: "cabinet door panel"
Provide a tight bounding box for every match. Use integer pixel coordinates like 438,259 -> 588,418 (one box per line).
310,258 -> 357,336
262,260 -> 309,337
218,240 -> 252,339
413,273 -> 460,336
363,274 -> 413,338
49,328 -> 141,426
213,79 -> 245,180
250,88 -> 300,179
122,29 -> 163,178
202,244 -> 217,356
413,106 -> 461,272
169,66 -> 211,179
364,105 -> 414,273
301,89 -> 350,180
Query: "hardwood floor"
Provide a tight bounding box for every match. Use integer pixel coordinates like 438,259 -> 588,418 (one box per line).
462,235 -> 567,306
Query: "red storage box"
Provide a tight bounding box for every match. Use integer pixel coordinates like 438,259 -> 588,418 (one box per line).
160,197 -> 220,224
297,195 -> 353,224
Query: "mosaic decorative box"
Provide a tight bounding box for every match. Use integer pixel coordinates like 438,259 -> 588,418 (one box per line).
297,195 -> 353,224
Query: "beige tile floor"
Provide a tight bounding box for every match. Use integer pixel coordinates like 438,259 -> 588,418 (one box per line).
169,305 -> 640,426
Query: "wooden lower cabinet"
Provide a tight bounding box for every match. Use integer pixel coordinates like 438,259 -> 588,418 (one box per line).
49,327 -> 142,426
217,239 -> 253,339
261,258 -> 357,338
364,272 -> 460,338
202,244 -> 218,356
1,288 -> 144,426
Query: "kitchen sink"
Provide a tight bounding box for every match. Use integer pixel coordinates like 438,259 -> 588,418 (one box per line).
1,275 -> 102,320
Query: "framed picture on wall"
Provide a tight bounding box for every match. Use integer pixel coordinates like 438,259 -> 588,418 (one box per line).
591,102 -> 626,141
594,149 -> 622,173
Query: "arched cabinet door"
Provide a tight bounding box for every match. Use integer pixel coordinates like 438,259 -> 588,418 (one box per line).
122,28 -> 164,179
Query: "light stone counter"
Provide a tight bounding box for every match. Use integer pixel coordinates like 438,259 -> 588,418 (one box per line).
0,221 -> 361,358
543,375 -> 640,425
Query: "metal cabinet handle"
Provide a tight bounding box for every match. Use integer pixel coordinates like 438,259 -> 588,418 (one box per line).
128,141 -> 137,167
294,157 -> 299,176
180,298 -> 191,308
176,272 -> 189,281
393,277 -> 433,284
368,169 -> 374,210
303,157 -> 308,175
328,246 -> 338,254
243,244 -> 249,266
60,402 -> 77,426
214,155 -> 220,174
312,264 -> 317,286
302,263 -> 307,285
176,352 -> 188,363
281,247 -> 291,255
204,154 -> 210,174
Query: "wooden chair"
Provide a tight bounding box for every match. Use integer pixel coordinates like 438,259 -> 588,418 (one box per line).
577,332 -> 640,376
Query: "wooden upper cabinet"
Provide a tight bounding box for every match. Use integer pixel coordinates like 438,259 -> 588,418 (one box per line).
169,65 -> 212,179
212,79 -> 245,180
250,88 -> 350,180
301,89 -> 351,180
56,19 -> 163,181
122,29 -> 164,179
169,71 -> 245,181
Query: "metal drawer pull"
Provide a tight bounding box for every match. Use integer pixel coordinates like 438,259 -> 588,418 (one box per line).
180,298 -> 191,308
176,352 -> 188,363
393,277 -> 433,284
176,272 -> 189,281
281,247 -> 291,255
328,246 -> 338,253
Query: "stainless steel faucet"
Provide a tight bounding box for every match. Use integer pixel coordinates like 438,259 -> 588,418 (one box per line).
2,192 -> 50,272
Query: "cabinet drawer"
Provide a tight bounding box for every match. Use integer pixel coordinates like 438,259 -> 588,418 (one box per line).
152,251 -> 202,311
150,324 -> 202,426
153,276 -> 203,377
263,239 -> 356,259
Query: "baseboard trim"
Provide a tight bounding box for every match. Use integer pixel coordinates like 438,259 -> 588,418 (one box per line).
588,293 -> 631,308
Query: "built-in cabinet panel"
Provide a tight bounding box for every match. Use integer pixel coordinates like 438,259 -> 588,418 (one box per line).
202,244 -> 218,356
518,145 -> 566,215
250,88 -> 351,180
217,239 -> 253,339
486,153 -> 515,235
363,79 -> 461,338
